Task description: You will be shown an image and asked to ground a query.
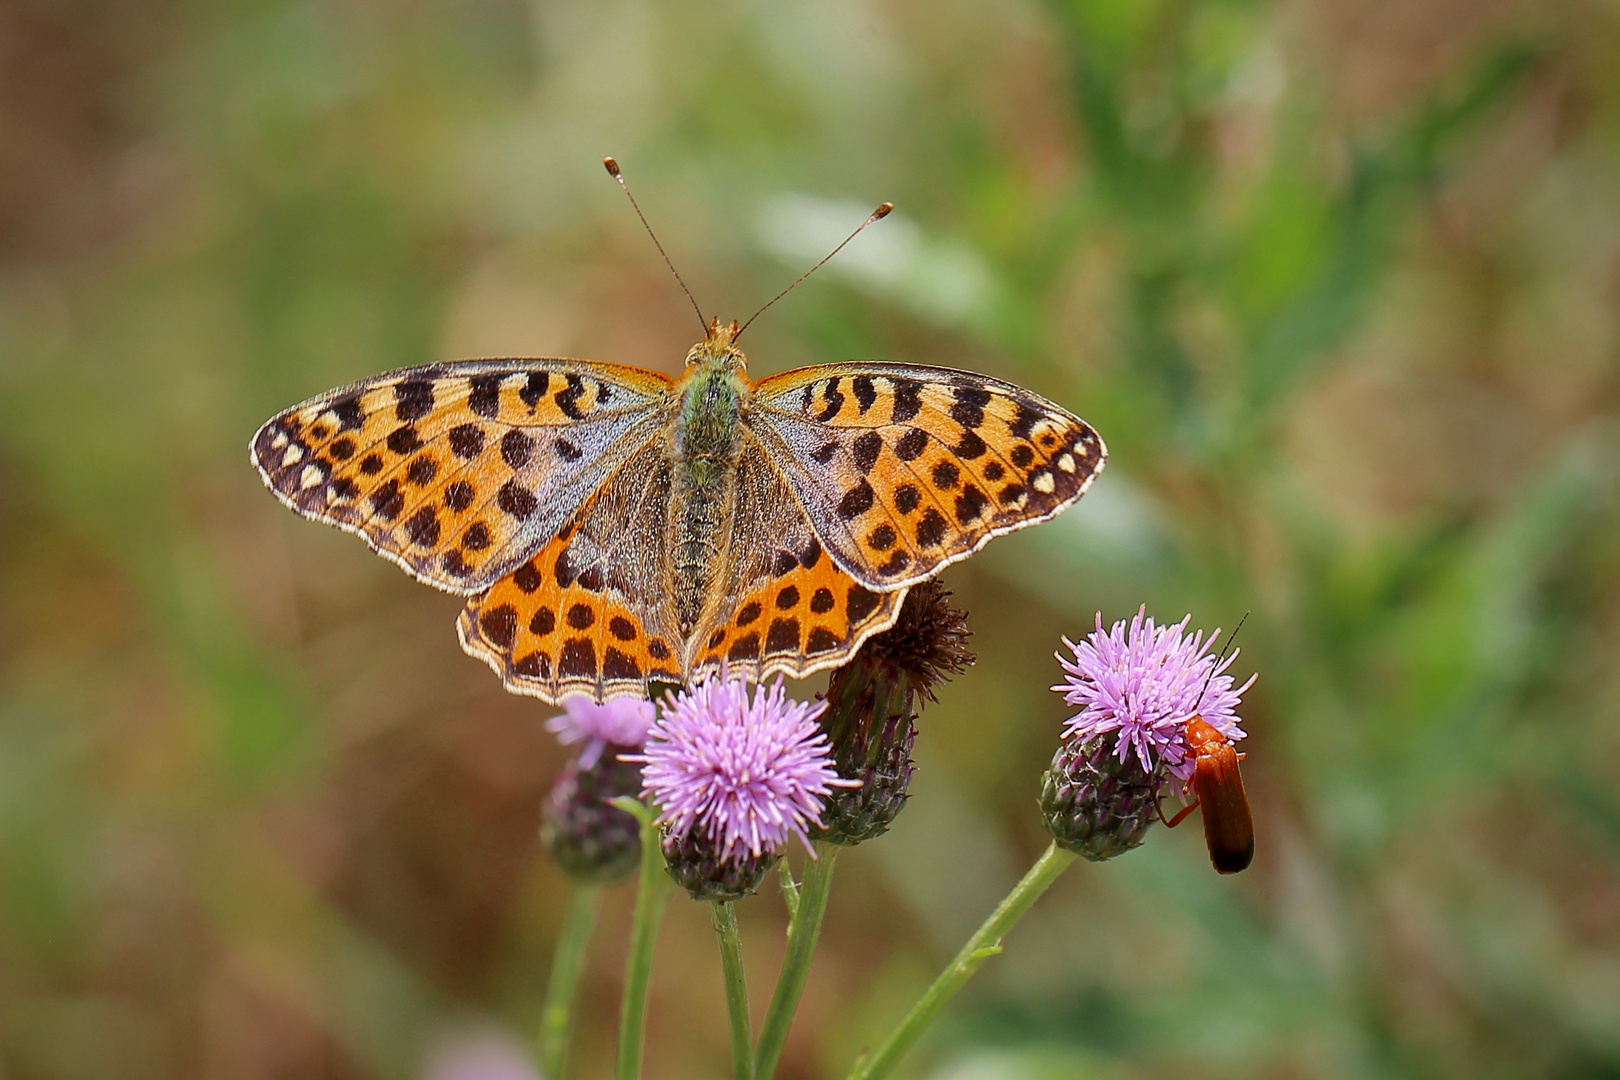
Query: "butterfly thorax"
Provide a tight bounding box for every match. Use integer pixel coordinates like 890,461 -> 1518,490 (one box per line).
667,326 -> 752,635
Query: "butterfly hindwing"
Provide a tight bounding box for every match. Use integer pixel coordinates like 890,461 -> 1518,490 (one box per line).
251,359 -> 673,593
749,363 -> 1105,590
688,436 -> 907,683
458,438 -> 685,700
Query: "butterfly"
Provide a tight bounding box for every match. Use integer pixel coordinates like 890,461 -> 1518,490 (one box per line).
252,317 -> 1105,704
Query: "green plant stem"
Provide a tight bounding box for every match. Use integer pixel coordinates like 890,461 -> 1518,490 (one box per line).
615,804 -> 672,1080
539,882 -> 601,1080
712,900 -> 754,1080
754,842 -> 839,1080
847,842 -> 1077,1080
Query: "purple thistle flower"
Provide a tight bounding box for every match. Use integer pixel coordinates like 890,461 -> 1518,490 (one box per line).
1055,607 -> 1256,782
626,676 -> 856,862
545,695 -> 656,767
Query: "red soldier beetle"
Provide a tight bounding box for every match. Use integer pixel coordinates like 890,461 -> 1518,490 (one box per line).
1161,614 -> 1254,875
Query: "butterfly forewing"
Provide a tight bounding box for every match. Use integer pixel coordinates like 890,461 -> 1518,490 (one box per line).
749,363 -> 1105,589
251,359 -> 673,593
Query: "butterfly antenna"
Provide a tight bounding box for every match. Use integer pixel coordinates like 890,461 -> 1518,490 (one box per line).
1193,611 -> 1249,712
737,201 -> 893,340
603,157 -> 706,333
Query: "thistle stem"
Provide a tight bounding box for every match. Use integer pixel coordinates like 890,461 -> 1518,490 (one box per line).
712,900 -> 754,1080
616,804 -> 672,1080
754,842 -> 839,1079
846,842 -> 1076,1080
539,882 -> 601,1080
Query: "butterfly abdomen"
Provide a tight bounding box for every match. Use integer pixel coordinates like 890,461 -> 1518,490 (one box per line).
669,360 -> 748,635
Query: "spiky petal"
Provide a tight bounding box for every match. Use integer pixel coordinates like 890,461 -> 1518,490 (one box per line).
545,696 -> 657,768
1054,606 -> 1255,781
627,676 -> 855,863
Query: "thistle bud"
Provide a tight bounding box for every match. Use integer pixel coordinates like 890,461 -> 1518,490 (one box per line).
542,748 -> 645,883
1040,736 -> 1163,861
814,581 -> 974,845
660,832 -> 780,902
540,697 -> 657,884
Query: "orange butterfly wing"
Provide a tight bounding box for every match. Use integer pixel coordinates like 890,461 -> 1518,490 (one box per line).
251,359 -> 673,593
749,363 -> 1105,589
684,434 -> 906,684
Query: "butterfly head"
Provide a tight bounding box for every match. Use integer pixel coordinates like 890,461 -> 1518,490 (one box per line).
685,317 -> 748,374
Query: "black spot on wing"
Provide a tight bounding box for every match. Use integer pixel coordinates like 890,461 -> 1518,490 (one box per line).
555,375 -> 587,420
851,431 -> 883,474
876,551 -> 911,577
807,626 -> 841,653
1009,402 -> 1043,440
815,378 -> 845,422
469,376 -> 501,418
501,430 -> 533,468
916,508 -> 948,547
498,481 -> 537,519
603,648 -> 641,680
954,430 -> 987,459
839,480 -> 876,520
332,395 -> 364,431
406,456 -> 437,486
387,426 -> 423,455
512,561 -> 542,592
520,372 -> 550,407
395,380 -> 434,422
766,618 -> 801,653
559,638 -> 597,678
891,379 -> 923,423
448,424 -> 484,459
370,479 -> 404,520
444,481 -> 476,512
852,376 -> 877,414
480,605 -> 518,649
894,428 -> 928,461
846,585 -> 880,624
404,506 -> 440,547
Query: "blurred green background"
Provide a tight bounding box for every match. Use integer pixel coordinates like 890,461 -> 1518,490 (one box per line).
3,0 -> 1619,1076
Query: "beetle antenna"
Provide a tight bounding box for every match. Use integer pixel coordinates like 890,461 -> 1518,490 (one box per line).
1193,611 -> 1249,712
737,202 -> 893,340
603,157 -> 706,333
